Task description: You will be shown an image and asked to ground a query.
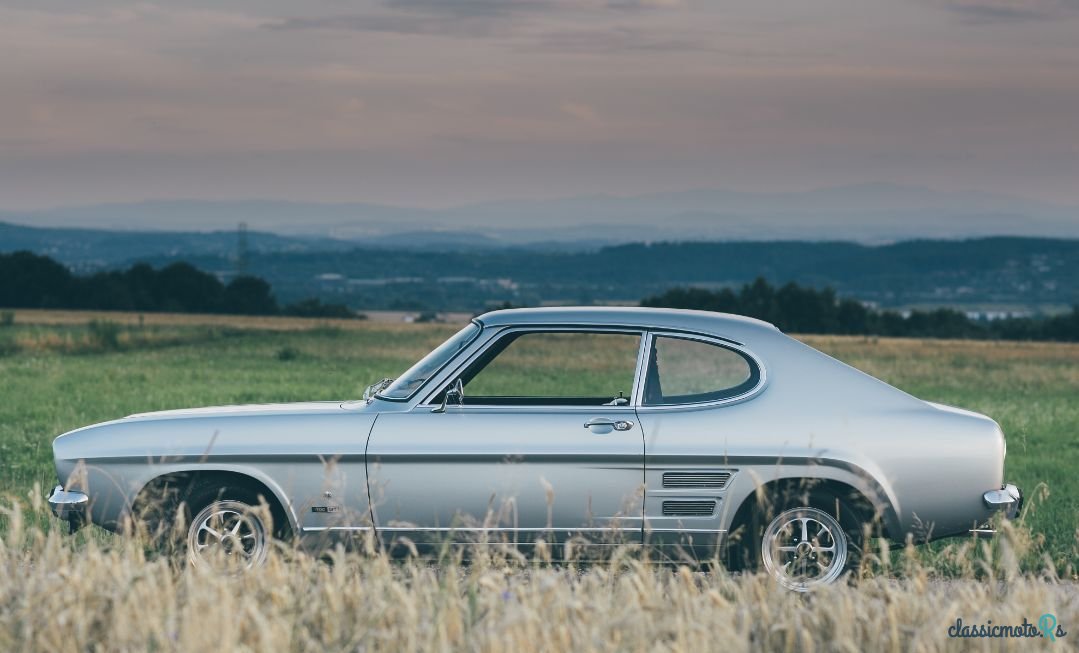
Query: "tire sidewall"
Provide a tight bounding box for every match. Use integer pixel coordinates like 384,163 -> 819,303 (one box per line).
727,490 -> 866,584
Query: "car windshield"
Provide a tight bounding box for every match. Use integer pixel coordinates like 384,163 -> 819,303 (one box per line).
377,322 -> 482,400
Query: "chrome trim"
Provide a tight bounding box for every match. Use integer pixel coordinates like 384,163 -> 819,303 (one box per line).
661,471 -> 732,489
302,525 -> 729,534
644,528 -> 728,534
630,333 -> 651,408
983,484 -> 1022,519
583,418 -> 634,432
381,526 -> 634,533
47,485 -> 89,522
301,526 -> 640,534
969,528 -> 997,538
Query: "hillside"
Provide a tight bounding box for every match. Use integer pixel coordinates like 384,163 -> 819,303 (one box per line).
3,221 -> 1076,311
131,237 -> 1079,312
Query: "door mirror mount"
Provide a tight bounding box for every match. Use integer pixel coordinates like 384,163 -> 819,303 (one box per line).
432,378 -> 464,413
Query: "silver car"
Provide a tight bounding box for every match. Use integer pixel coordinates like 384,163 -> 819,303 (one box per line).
48,307 -> 1022,590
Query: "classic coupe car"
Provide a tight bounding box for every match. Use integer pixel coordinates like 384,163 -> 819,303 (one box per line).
48,307 -> 1021,590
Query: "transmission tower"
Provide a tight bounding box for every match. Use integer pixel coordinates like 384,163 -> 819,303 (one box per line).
236,222 -> 250,276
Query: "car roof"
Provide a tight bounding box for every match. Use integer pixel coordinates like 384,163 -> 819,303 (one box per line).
474,306 -> 779,340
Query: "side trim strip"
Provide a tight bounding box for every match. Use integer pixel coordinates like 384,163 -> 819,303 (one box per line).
83,453 -> 873,476
302,526 -> 727,534
83,453 -> 366,465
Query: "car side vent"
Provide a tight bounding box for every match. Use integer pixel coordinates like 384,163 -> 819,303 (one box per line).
662,472 -> 731,489
661,500 -> 716,517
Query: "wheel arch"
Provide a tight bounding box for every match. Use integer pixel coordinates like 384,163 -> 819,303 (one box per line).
724,474 -> 897,546
128,467 -> 298,537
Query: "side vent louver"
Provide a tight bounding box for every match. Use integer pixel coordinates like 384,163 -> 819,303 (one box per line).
661,500 -> 716,517
662,472 -> 731,489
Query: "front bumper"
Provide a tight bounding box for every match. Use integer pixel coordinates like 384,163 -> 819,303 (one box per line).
970,483 -> 1023,537
48,485 -> 89,529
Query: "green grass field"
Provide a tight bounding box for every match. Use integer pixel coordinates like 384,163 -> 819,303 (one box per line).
2,311 -> 1078,651
0,312 -> 1076,569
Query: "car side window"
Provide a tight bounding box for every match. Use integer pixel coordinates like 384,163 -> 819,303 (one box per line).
459,331 -> 641,406
643,335 -> 759,406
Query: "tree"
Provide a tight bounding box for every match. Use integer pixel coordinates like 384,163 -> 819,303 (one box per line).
155,262 -> 224,313
223,276 -> 278,315
0,251 -> 76,308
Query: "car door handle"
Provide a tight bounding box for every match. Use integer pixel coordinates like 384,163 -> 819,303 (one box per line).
583,418 -> 635,432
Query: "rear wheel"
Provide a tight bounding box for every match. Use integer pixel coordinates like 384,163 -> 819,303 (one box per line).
760,506 -> 848,591
724,489 -> 866,590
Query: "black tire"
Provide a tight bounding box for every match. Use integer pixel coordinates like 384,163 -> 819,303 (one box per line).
724,487 -> 867,581
134,476 -> 290,564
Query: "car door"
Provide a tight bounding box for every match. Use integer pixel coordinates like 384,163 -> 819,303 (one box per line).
366,328 -> 646,552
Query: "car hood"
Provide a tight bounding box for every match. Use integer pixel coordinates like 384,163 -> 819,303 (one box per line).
123,401 -> 349,421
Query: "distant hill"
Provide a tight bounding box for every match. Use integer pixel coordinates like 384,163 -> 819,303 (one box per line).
0,221 -> 355,269
4,183 -> 1078,243
117,237 -> 1079,313
0,221 -> 573,268
3,221 -> 1077,312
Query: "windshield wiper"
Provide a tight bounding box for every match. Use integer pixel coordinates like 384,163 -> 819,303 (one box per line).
362,378 -> 394,403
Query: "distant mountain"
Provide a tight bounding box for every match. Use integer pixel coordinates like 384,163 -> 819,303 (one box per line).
116,237 -> 1079,313
0,221 -> 588,268
3,183 -> 1077,243
0,221 -> 354,268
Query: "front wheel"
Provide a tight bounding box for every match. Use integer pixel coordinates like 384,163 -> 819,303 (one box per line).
185,496 -> 272,569
760,506 -> 849,591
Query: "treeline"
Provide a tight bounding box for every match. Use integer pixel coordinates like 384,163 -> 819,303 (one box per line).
0,251 -> 356,318
642,278 -> 1079,341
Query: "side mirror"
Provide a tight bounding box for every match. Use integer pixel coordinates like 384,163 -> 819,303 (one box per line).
432,378 -> 464,413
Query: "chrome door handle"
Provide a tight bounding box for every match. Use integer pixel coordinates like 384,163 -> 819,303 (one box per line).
583,418 -> 635,432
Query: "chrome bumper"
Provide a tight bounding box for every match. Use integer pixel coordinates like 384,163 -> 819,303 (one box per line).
984,484 -> 1023,519
970,483 -> 1023,537
48,485 -> 89,528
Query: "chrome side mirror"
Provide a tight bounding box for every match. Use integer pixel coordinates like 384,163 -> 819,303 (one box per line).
432,378 -> 464,413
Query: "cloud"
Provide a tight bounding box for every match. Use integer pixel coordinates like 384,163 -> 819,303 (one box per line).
387,0 -> 575,18
265,13 -> 508,38
386,0 -> 683,16
265,0 -> 686,38
936,0 -> 1079,23
606,0 -> 685,10
523,26 -> 719,54
559,101 -> 599,122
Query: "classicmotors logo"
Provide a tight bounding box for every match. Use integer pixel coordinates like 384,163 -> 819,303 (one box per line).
949,614 -> 1067,641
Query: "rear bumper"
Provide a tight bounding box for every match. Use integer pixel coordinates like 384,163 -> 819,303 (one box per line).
983,484 -> 1023,519
48,485 -> 89,528
970,483 -> 1022,537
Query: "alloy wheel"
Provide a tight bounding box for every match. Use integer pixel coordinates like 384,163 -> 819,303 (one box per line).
187,499 -> 269,569
760,506 -> 848,591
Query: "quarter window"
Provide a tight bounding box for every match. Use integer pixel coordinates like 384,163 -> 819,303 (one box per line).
643,336 -> 759,406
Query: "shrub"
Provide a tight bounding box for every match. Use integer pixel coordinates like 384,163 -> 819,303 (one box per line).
283,298 -> 357,319
275,346 -> 301,361
86,320 -> 122,351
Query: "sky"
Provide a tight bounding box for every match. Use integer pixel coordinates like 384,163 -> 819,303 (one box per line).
1,0 -> 1078,211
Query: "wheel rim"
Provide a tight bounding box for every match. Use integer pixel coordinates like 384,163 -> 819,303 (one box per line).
187,500 -> 268,569
761,506 -> 847,591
